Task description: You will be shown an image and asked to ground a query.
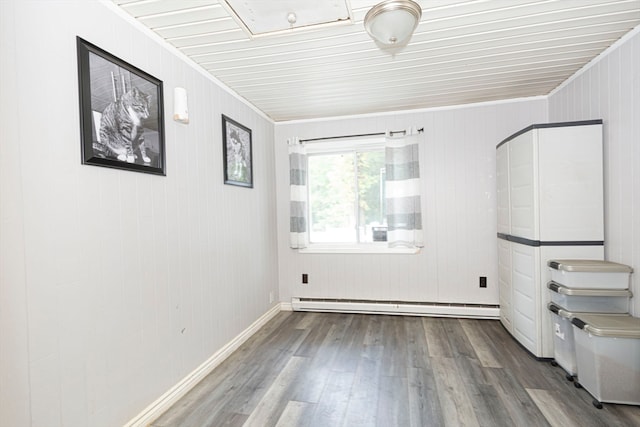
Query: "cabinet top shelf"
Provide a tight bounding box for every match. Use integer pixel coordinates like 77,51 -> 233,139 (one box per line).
497,119 -> 603,149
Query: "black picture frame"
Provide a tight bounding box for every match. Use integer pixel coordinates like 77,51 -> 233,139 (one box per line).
222,115 -> 253,188
77,37 -> 166,175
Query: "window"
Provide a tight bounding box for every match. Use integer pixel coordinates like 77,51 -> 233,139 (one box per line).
306,139 -> 387,244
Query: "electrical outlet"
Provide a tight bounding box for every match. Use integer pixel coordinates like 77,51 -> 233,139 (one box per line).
479,276 -> 487,288
302,274 -> 308,284
269,291 -> 274,304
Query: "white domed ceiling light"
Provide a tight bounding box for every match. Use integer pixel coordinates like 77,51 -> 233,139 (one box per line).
364,0 -> 422,47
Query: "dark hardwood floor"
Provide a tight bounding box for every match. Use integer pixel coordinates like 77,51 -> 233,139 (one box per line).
152,311 -> 640,427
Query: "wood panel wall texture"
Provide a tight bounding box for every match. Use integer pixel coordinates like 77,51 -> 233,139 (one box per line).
548,28 -> 640,316
0,1 -> 277,426
275,100 -> 548,306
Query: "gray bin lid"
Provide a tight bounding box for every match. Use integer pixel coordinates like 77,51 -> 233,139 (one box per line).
547,302 -> 629,320
571,314 -> 640,338
547,281 -> 633,298
547,259 -> 633,273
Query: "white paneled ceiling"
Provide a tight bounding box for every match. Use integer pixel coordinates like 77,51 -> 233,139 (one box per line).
114,0 -> 640,122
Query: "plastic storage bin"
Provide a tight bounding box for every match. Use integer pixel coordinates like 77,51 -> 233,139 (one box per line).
548,259 -> 632,289
571,314 -> 640,407
547,303 -> 627,378
548,303 -> 581,378
547,281 -> 632,313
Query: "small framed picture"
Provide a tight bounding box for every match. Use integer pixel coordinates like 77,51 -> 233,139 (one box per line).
222,115 -> 253,188
77,37 -> 166,175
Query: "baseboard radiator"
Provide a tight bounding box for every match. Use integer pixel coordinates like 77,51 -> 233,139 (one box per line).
291,297 -> 499,319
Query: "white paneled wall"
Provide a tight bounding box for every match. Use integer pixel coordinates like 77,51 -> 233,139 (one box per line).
0,1 -> 31,425
275,100 -> 547,306
549,27 -> 640,316
0,1 -> 277,426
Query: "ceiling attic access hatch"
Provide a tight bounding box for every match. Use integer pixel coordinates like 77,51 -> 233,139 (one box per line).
220,0 -> 353,38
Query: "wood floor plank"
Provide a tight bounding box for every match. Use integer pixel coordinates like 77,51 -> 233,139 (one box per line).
274,401 -> 315,427
609,405 -> 640,426
484,366 -> 551,427
407,366 -> 445,427
291,317 -> 355,404
404,316 -> 430,369
527,388 -> 585,427
422,317 -> 453,358
207,411 -> 247,427
376,375 -> 410,427
527,374 -> 639,427
363,313 -> 384,346
442,319 -> 476,358
294,311 -> 319,330
231,328 -> 311,416
331,314 -> 369,373
151,361 -> 263,427
454,356 -> 515,427
293,314 -> 333,358
405,317 -> 444,426
308,370 -> 354,427
459,319 -> 502,368
481,320 -> 557,390
243,356 -> 308,427
380,315 -> 408,378
431,356 -> 480,427
342,344 -> 383,427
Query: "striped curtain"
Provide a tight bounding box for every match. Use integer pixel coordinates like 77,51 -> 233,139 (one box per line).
385,128 -> 424,248
289,138 -> 308,249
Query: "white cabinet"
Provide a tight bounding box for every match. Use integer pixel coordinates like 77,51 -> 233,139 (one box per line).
497,120 -> 604,358
497,238 -> 512,330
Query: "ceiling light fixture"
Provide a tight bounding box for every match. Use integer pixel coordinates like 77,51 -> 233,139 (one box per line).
364,0 -> 422,47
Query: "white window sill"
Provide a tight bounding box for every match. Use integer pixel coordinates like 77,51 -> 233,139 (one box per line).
298,244 -> 421,254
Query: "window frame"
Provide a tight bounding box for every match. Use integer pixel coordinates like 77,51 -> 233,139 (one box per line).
302,136 -> 420,254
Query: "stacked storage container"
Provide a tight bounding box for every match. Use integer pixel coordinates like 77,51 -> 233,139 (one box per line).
548,260 -> 632,289
571,314 -> 640,408
546,259 -> 636,408
546,303 -> 626,381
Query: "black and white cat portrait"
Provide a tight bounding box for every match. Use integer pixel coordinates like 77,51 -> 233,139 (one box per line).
95,86 -> 152,164
78,37 -> 165,175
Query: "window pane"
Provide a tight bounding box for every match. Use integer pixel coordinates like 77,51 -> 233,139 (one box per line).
308,153 -> 356,242
357,150 -> 387,242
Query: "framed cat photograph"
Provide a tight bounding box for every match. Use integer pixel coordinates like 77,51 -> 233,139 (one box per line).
222,115 -> 253,188
77,37 -> 166,175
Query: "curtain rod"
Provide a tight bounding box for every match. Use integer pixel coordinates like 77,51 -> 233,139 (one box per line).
299,127 -> 423,143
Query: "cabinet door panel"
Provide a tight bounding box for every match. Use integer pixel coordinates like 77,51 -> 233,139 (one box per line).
511,243 -> 538,354
498,239 -> 512,332
496,144 -> 510,235
509,131 -> 538,240
537,125 -> 604,241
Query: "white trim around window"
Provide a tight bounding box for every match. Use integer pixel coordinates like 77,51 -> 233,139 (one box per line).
298,243 -> 420,254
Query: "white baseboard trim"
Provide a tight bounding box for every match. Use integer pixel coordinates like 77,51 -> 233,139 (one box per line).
124,303 -> 283,427
291,297 -> 500,319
